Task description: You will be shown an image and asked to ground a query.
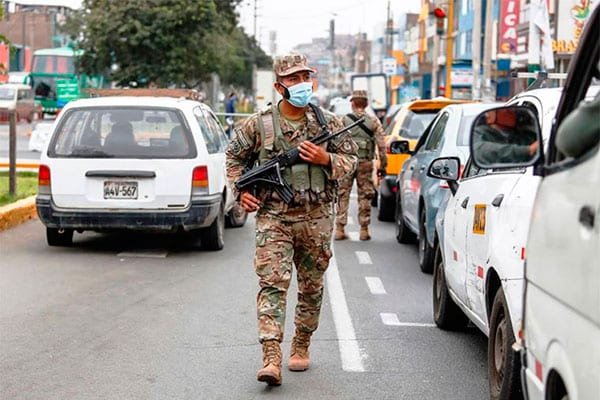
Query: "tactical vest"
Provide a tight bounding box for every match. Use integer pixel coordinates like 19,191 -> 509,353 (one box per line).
344,113 -> 375,160
256,103 -> 333,204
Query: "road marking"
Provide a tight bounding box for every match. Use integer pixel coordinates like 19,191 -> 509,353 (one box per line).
117,250 -> 168,258
365,277 -> 386,294
348,232 -> 359,241
348,217 -> 355,226
380,313 -> 436,327
355,251 -> 372,264
326,245 -> 365,372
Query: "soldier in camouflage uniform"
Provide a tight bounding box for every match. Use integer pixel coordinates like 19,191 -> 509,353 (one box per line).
335,90 -> 388,241
225,53 -> 358,386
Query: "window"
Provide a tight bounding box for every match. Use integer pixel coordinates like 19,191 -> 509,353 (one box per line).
424,112 -> 449,151
194,107 -> 219,154
463,156 -> 487,178
49,107 -> 195,159
203,109 -> 229,152
456,114 -> 476,146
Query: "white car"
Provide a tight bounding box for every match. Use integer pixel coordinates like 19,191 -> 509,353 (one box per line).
36,92 -> 247,249
427,87 -> 564,399
467,7 -> 599,400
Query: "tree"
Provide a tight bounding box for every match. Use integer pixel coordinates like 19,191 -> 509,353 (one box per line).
62,0 -> 270,89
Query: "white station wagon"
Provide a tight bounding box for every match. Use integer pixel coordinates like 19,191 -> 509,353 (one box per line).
36,90 -> 246,249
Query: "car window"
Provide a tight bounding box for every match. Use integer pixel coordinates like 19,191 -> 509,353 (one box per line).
49,107 -> 196,159
17,90 -> 27,100
456,114 -> 476,146
0,87 -> 15,100
203,109 -> 229,152
400,110 -> 437,139
194,106 -> 220,154
463,156 -> 487,179
424,112 -> 449,151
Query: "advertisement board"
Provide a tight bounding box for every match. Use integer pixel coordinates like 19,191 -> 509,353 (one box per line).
554,0 -> 597,54
499,0 -> 521,54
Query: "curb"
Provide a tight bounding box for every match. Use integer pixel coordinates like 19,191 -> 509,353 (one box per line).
0,195 -> 38,232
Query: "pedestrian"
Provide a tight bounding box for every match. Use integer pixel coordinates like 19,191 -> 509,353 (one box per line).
225,91 -> 237,138
225,52 -> 357,386
335,89 -> 388,241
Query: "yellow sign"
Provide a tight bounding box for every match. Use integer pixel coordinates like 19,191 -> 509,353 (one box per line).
473,204 -> 486,235
552,40 -> 579,54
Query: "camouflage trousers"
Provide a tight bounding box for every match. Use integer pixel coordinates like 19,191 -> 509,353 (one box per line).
336,160 -> 376,228
254,214 -> 333,343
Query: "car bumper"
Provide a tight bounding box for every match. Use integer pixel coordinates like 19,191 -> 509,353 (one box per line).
36,194 -> 221,232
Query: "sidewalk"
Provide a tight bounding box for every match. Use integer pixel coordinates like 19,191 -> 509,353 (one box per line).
0,158 -> 40,171
0,195 -> 37,231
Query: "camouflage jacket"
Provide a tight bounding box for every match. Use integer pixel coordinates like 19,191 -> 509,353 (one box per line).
226,102 -> 358,221
343,111 -> 388,169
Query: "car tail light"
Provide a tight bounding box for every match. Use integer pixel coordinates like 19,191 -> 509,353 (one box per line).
38,164 -> 51,195
192,166 -> 208,188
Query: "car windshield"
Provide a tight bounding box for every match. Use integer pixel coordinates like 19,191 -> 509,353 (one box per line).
0,88 -> 16,100
399,111 -> 437,139
49,107 -> 196,159
456,115 -> 477,146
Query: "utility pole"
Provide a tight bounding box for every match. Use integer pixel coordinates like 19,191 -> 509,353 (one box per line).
482,0 -> 494,101
444,0 -> 455,98
431,32 -> 440,97
21,12 -> 27,70
472,0 -> 482,99
9,110 -> 17,196
253,0 -> 258,41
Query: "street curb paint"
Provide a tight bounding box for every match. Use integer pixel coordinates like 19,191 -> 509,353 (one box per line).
0,195 -> 37,231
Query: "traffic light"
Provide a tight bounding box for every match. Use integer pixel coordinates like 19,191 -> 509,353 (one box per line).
432,7 -> 446,35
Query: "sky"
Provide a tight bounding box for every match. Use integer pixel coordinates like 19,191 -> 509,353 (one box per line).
237,0 -> 421,55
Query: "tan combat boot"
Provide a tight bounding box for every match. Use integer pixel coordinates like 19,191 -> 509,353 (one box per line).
257,340 -> 282,386
359,226 -> 371,241
334,225 -> 348,240
288,331 -> 311,371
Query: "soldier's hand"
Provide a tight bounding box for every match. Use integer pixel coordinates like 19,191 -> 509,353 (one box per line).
299,141 -> 330,166
240,191 -> 261,213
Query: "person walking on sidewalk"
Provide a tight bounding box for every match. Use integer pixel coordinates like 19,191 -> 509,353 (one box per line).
225,53 -> 357,386
335,90 -> 387,241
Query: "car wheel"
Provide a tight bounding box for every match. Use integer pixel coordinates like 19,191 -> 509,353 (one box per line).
377,190 -> 395,222
225,202 -> 247,228
395,193 -> 416,244
418,210 -> 435,274
488,288 -> 522,400
201,201 -> 225,251
433,244 -> 468,331
46,228 -> 73,247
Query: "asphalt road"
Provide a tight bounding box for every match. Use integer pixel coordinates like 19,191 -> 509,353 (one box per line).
0,199 -> 488,400
0,121 -> 44,160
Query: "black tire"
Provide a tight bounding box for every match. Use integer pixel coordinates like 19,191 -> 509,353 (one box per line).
418,209 -> 435,274
395,192 -> 416,244
488,288 -> 523,400
225,202 -> 247,228
377,190 -> 395,222
201,202 -> 225,251
46,228 -> 73,247
433,244 -> 469,331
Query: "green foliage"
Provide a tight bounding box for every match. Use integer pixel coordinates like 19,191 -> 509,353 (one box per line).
62,0 -> 271,89
0,172 -> 38,207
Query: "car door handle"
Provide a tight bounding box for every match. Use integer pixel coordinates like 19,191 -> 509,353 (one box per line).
579,205 -> 595,229
461,197 -> 469,209
419,165 -> 426,172
492,194 -> 504,207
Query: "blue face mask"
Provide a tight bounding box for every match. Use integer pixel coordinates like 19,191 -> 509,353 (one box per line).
281,81 -> 313,108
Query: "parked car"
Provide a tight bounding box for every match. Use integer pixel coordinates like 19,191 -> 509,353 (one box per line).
394,102 -> 501,273
468,7 -> 599,400
36,90 -> 247,249
426,86 -> 574,399
0,83 -> 41,122
376,97 -> 468,221
28,121 -> 55,152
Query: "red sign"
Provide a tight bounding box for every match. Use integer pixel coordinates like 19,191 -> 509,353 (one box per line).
499,0 -> 521,53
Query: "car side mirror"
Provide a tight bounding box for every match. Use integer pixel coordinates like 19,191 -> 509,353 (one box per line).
470,105 -> 542,169
389,140 -> 411,154
427,156 -> 460,195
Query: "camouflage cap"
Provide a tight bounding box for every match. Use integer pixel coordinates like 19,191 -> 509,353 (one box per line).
273,53 -> 316,77
350,90 -> 368,101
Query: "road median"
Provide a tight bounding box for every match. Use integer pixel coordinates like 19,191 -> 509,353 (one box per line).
0,195 -> 38,231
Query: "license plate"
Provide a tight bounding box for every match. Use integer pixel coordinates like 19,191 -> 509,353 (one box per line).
103,181 -> 138,199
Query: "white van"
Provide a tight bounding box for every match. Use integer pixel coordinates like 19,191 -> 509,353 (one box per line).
0,83 -> 38,122
466,5 -> 600,399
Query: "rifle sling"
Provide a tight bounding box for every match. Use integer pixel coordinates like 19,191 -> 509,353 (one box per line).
346,113 -> 374,137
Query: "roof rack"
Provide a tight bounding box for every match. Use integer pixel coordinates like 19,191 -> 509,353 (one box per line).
510,71 -> 568,91
88,88 -> 202,101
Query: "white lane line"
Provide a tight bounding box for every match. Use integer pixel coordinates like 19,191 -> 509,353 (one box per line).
326,245 -> 365,372
117,250 -> 168,258
348,217 -> 355,226
355,251 -> 372,265
365,277 -> 386,294
348,232 -> 359,241
380,313 -> 436,327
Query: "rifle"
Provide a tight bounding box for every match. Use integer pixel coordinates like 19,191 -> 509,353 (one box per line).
235,117 -> 364,203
